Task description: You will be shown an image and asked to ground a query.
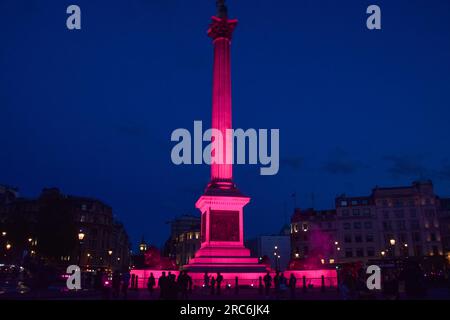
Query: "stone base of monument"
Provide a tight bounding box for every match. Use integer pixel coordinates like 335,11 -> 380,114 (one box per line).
182,245 -> 268,273
181,189 -> 268,274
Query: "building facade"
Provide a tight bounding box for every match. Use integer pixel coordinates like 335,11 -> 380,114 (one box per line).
0,187 -> 130,271
438,197 -> 450,264
246,234 -> 291,271
291,181 -> 445,266
335,196 -> 379,264
163,214 -> 201,266
0,185 -> 19,206
291,208 -> 338,266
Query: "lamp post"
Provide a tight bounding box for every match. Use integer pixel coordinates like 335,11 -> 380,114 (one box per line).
78,230 -> 85,267
5,242 -> 12,263
108,250 -> 113,270
334,241 -> 339,263
273,246 -> 280,272
389,239 -> 396,260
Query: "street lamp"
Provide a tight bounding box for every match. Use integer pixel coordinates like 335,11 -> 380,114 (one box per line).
78,231 -> 85,241
389,239 -> 396,259
77,230 -> 85,267
1,231 -> 6,237
6,243 -> 12,250
381,251 -> 386,257
108,250 -> 113,269
273,246 -> 280,271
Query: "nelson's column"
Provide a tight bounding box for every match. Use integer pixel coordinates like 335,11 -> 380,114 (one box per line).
184,1 -> 266,274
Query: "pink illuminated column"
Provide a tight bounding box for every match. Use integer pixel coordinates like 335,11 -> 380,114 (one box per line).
208,13 -> 237,183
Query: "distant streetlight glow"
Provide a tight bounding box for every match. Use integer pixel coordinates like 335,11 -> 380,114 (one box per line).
390,239 -> 396,246
78,231 -> 85,241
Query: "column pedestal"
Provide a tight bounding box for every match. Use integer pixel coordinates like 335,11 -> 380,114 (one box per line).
183,188 -> 266,273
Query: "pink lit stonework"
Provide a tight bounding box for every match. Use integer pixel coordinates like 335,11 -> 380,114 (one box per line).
182,4 -> 266,275
130,2 -> 337,287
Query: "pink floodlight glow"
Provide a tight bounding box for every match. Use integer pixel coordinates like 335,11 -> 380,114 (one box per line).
130,269 -> 337,289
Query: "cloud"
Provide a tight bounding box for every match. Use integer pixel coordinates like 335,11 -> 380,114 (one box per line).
383,155 -> 428,178
281,156 -> 304,170
322,149 -> 365,175
434,163 -> 450,181
115,123 -> 148,137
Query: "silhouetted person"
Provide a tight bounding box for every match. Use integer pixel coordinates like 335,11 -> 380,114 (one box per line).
401,263 -> 426,299
100,271 -> 111,300
289,274 -> 297,299
263,272 -> 272,296
274,272 -> 280,299
178,271 -> 189,300
204,272 -> 210,288
94,269 -> 103,291
383,271 -> 399,300
147,273 -> 156,296
166,272 -> 178,300
187,272 -> 193,293
210,277 -> 216,295
121,270 -> 130,300
112,271 -> 121,299
159,272 -> 167,299
216,273 -> 223,295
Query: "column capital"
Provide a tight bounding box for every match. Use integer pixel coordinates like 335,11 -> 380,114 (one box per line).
208,16 -> 238,41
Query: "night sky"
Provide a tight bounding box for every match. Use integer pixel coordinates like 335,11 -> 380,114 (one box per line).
1,0 -> 450,249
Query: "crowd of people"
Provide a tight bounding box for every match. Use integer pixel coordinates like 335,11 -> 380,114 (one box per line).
146,271 -> 193,300
338,261 -> 430,300
95,269 -> 131,300
263,272 -> 298,299
96,261 -> 446,300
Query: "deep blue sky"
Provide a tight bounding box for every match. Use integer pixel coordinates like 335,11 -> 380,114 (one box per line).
1,0 -> 450,249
